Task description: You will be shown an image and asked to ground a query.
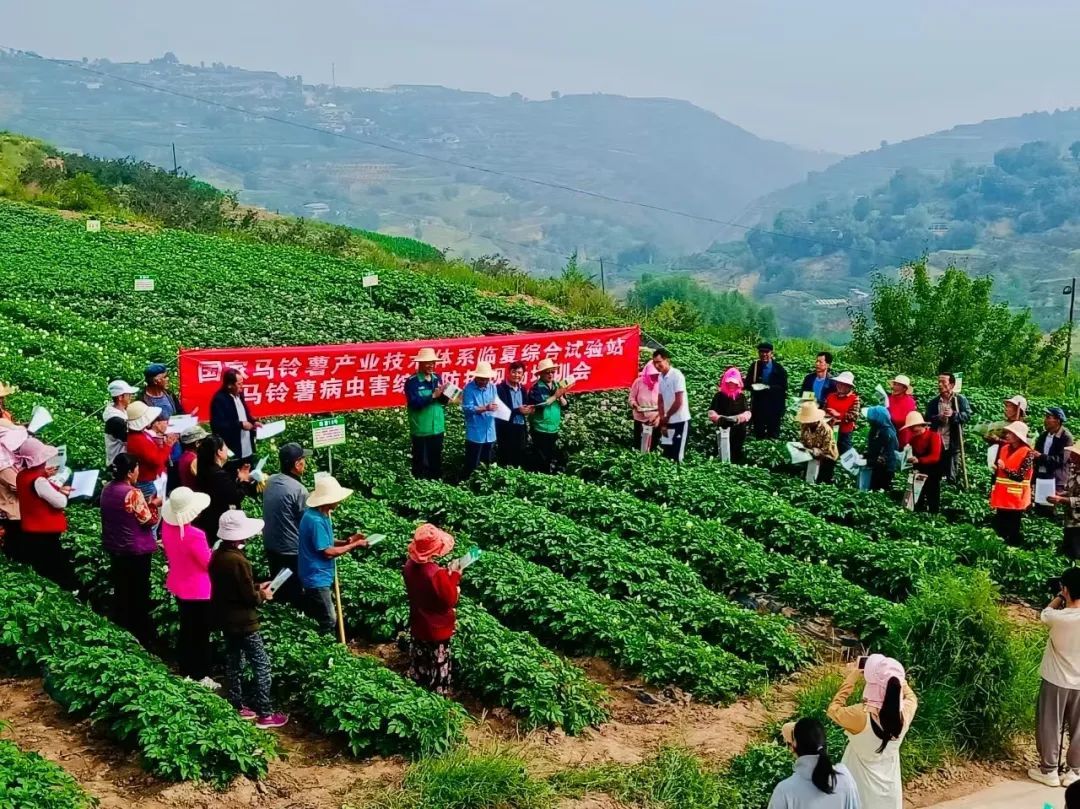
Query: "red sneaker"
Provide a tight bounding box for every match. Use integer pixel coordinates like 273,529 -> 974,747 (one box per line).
238,707 -> 257,720
255,712 -> 289,729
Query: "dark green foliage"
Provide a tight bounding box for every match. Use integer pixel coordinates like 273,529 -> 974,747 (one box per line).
0,733 -> 98,808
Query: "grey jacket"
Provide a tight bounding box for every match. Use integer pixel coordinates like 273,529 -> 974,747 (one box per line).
767,756 -> 861,809
262,472 -> 308,555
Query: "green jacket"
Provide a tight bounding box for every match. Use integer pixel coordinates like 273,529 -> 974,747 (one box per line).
405,372 -> 446,437
528,380 -> 566,434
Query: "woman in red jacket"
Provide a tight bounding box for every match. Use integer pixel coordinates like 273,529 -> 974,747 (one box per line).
402,523 -> 462,695
904,412 -> 943,513
125,401 -> 177,504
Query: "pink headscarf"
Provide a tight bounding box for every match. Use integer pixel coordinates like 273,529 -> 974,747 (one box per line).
719,367 -> 744,400
408,523 -> 456,564
639,361 -> 660,391
863,654 -> 906,709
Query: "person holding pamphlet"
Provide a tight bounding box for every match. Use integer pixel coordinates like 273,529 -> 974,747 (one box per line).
104,380 -> 139,466
192,435 -> 255,542
495,362 -> 534,467
209,510 -> 288,729
140,363 -> 185,489
1048,446 -> 1080,559
125,402 -> 176,508
261,442 -> 312,606
210,369 -> 261,468
653,348 -> 691,463
904,412 -> 942,513
989,421 -> 1034,546
405,347 -> 450,480
403,523 -> 464,695
1033,407 -> 1073,517
628,361 -> 661,452
528,358 -> 571,473
161,486 -> 218,687
461,362 -> 499,478
14,437 -> 77,590
864,406 -> 900,493
824,372 -> 860,456
747,342 -> 788,440
297,475 -> 368,636
708,367 -> 750,464
796,402 -> 838,484
100,453 -> 161,650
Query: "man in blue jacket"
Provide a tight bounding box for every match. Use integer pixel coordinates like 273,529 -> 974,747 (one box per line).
495,362 -> 533,468
800,352 -> 836,407
461,362 -> 499,477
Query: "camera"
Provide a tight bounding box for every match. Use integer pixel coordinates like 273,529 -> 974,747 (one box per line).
1049,576 -> 1063,595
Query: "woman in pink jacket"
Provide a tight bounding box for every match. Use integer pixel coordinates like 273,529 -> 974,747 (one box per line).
628,361 -> 661,451
161,486 -> 217,688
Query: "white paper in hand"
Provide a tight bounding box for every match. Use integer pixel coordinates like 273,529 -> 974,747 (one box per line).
364,534 -> 386,546
442,382 -> 462,400
492,398 -> 512,422
69,469 -> 100,500
660,429 -> 674,446
986,445 -> 999,471
1035,477 -> 1056,506
167,414 -> 198,434
256,421 -> 286,440
28,406 -> 52,434
751,383 -> 768,392
840,448 -> 866,475
250,456 -> 268,483
267,567 -> 293,594
787,441 -> 812,465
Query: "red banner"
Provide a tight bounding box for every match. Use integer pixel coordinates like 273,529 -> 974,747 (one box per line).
178,326 -> 641,418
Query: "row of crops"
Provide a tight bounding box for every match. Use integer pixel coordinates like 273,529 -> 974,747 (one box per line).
0,198 -> 1051,801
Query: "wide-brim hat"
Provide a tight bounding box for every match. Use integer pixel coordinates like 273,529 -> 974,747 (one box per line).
892,374 -> 913,393
162,486 -> 212,526
408,523 -> 456,563
15,437 -> 60,468
107,379 -> 139,398
471,361 -> 495,379
903,411 -> 929,430
218,510 -> 264,542
306,474 -> 354,508
0,382 -> 16,397
536,358 -> 557,373
180,424 -> 209,445
834,371 -> 855,387
412,347 -> 438,363
1005,395 -> 1029,414
1003,420 -> 1030,444
126,401 -> 163,431
796,401 -> 824,424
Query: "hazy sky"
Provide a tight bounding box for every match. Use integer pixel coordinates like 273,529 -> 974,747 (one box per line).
4,0 -> 1080,154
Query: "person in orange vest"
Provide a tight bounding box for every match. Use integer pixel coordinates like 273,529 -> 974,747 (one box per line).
989,421 -> 1035,547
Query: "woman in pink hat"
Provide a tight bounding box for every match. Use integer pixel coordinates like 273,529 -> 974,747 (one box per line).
14,437 -> 77,590
628,361 -> 661,451
402,523 -> 462,694
827,655 -> 918,808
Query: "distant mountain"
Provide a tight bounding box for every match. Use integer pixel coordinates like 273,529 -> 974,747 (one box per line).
0,49 -> 836,274
746,108 -> 1080,225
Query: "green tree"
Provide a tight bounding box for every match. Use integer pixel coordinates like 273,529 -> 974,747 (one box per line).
645,299 -> 702,333
848,258 -> 1066,389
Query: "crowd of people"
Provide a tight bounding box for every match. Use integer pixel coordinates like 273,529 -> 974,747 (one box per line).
4,340 -> 1080,797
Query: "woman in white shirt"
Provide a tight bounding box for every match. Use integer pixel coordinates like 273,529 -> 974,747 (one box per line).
827,656 -> 917,809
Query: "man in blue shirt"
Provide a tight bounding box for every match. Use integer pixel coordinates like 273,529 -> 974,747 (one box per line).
461,361 -> 499,477
297,475 -> 368,636
800,352 -> 837,407
496,362 -> 533,468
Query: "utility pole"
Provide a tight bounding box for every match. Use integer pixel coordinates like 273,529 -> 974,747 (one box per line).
331,62 -> 335,87
171,142 -> 178,175
599,257 -> 606,294
1067,277 -> 1076,378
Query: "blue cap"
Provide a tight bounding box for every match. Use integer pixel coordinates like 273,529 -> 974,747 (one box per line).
1046,406 -> 1067,422
145,362 -> 168,376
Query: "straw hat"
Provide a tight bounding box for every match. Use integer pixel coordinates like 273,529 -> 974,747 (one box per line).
412,347 -> 438,363
306,474 -> 354,508
0,382 -> 16,398
795,401 -> 825,424
218,510 -> 265,542
1005,395 -> 1029,415
126,401 -> 163,431
536,358 -> 557,373
162,486 -> 212,527
903,411 -> 929,430
471,361 -> 495,379
1002,420 -> 1030,444
892,374 -> 913,394
834,371 -> 855,387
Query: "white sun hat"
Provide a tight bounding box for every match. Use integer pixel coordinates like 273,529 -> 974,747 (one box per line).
306,474 -> 354,508
126,401 -> 163,431
833,371 -> 855,387
162,486 -> 212,527
218,510 -> 265,542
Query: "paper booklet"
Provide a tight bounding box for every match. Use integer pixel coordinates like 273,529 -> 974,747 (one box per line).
1035,477 -> 1056,506
442,382 -> 462,400
452,546 -> 482,571
167,414 -> 198,434
787,441 -> 812,465
492,398 -> 512,422
840,448 -> 866,475
267,567 -> 293,594
751,383 -> 768,392
28,405 -> 52,434
250,456 -> 268,483
256,420 -> 286,440
986,445 -> 999,471
69,469 -> 99,500
364,533 -> 386,547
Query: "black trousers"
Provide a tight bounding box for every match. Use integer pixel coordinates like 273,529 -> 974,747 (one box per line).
752,408 -> 783,439
915,470 -> 943,514
531,430 -> 561,473
463,441 -> 495,478
496,423 -> 528,467
177,598 -> 213,680
660,420 -> 689,463
993,509 -> 1024,546
1,519 -> 23,563
870,466 -> 895,493
817,458 -> 837,484
24,532 -> 78,591
109,552 -> 157,649
1063,527 -> 1080,560
265,551 -> 302,606
411,434 -> 444,480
